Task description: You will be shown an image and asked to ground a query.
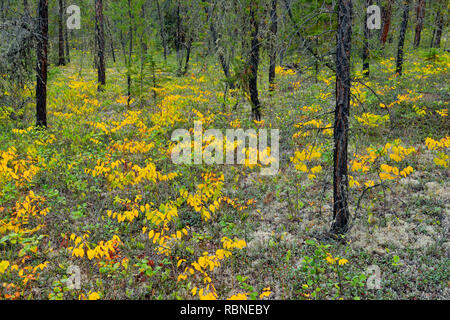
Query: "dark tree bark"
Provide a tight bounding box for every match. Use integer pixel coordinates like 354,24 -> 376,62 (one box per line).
413,0 -> 425,48
268,0 -> 278,90
396,0 -> 410,76
331,0 -> 353,235
362,0 -> 371,77
248,0 -> 261,121
36,0 -> 48,128
95,0 -> 106,89
57,0 -> 66,66
183,37 -> 192,75
380,0 -> 392,46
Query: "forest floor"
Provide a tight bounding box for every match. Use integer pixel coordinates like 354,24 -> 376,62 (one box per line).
0,47 -> 449,300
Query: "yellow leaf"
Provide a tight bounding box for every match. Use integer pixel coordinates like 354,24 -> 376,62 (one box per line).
88,292 -> 100,300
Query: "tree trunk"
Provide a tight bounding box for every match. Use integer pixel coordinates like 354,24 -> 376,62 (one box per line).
156,0 -> 168,61
209,9 -> 234,89
283,0 -> 335,72
380,0 -> 392,46
362,0 -> 371,77
176,0 -> 183,74
248,0 -> 261,121
23,0 -> 29,16
432,5 -> 444,48
331,0 -> 353,235
95,0 -> 106,89
183,38 -> 192,75
140,3 -> 148,54
64,0 -> 70,63
413,0 -> 425,48
57,0 -> 66,66
127,0 -> 133,106
36,0 -> 48,128
106,18 -> 116,63
268,0 -> 278,90
396,0 -> 410,76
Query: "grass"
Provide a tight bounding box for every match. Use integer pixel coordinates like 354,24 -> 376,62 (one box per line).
0,46 -> 449,300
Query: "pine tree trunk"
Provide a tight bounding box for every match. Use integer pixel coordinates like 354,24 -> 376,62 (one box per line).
57,0 -> 66,66
396,0 -> 410,76
331,0 -> 353,235
95,0 -> 106,89
248,0 -> 261,121
36,0 -> 48,128
380,0 -> 392,46
268,0 -> 278,90
413,0 -> 425,48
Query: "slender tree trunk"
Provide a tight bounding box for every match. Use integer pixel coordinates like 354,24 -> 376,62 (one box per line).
140,4 -> 148,54
433,5 -> 444,48
36,0 -> 48,128
23,0 -> 29,16
106,18 -> 116,63
57,0 -> 66,66
380,0 -> 392,46
331,0 -> 353,235
183,37 -> 192,75
95,0 -> 106,89
127,0 -> 133,106
396,0 -> 410,76
176,0 -> 183,74
248,0 -> 261,121
156,0 -> 168,61
64,0 -> 70,63
414,0 -> 425,48
283,0 -> 335,72
208,5 -> 234,89
268,0 -> 278,90
362,0 -> 371,77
